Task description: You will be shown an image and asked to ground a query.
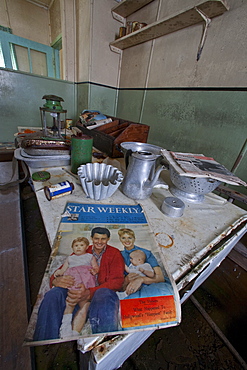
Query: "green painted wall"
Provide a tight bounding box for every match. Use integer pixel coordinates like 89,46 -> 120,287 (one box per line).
76,83 -> 247,193
76,82 -> 118,118
76,83 -> 89,117
0,69 -> 246,200
0,68 -> 75,142
116,88 -> 247,196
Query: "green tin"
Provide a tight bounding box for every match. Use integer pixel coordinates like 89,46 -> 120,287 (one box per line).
71,134 -> 93,174
32,171 -> 51,182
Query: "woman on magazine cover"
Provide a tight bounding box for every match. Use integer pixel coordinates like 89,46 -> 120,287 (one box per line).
118,228 -> 173,299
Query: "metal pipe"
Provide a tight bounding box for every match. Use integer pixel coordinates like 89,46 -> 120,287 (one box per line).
231,138 -> 247,173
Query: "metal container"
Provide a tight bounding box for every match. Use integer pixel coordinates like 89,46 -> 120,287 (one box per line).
71,134 -> 93,174
44,181 -> 74,201
133,22 -> 147,31
169,165 -> 221,203
121,151 -> 165,200
14,148 -> 71,168
119,26 -> 126,38
77,163 -> 123,201
21,138 -> 70,156
126,21 -> 133,34
120,142 -> 163,166
161,197 -> 185,217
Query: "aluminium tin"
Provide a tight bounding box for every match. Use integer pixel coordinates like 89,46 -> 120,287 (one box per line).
44,181 -> 74,201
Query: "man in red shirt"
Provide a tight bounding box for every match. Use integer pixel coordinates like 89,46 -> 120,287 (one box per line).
34,227 -> 125,340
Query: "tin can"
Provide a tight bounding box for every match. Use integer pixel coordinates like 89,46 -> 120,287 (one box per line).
134,22 -> 147,31
66,119 -> 73,129
44,181 -> 74,201
119,26 -> 126,38
71,134 -> 93,174
132,21 -> 139,32
126,21 -> 133,34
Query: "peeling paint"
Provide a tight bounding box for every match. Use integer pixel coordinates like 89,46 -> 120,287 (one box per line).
93,335 -> 125,361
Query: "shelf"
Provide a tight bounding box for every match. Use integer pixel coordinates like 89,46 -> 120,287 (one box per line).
112,0 -> 155,22
110,0 -> 229,52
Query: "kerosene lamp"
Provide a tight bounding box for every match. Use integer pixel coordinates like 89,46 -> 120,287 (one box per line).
20,95 -> 70,156
40,95 -> 67,138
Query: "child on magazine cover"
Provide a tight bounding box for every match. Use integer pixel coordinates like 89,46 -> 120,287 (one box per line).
117,249 -> 155,299
33,227 -> 124,341
54,236 -> 99,337
126,249 -> 155,278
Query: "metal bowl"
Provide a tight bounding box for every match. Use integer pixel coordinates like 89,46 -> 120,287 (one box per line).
77,163 -> 123,200
169,165 -> 221,203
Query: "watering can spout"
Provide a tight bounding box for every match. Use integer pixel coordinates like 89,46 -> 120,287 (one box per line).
148,165 -> 165,188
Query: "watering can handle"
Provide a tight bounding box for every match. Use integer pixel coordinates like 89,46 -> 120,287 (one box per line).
125,149 -> 133,169
115,144 -> 132,168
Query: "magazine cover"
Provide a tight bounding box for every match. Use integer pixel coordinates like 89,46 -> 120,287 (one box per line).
24,202 -> 181,345
161,149 -> 247,186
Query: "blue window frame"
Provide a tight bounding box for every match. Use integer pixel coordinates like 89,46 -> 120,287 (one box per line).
0,30 -> 60,79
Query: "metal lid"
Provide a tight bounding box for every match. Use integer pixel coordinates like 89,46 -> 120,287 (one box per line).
32,171 -> 51,182
120,142 -> 163,158
132,151 -> 158,161
161,196 -> 185,217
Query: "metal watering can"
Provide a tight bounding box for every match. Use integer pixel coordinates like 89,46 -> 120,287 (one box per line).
120,142 -> 165,200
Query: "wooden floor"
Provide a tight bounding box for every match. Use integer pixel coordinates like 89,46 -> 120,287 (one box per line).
0,161 -> 32,369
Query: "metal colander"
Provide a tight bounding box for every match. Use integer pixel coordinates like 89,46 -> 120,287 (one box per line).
169,165 -> 221,202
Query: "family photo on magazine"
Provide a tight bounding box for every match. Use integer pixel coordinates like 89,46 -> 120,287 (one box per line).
25,203 -> 180,345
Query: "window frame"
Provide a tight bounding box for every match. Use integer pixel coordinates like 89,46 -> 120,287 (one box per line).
0,30 -> 60,79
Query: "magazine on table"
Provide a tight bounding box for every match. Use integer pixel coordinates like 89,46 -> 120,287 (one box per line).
24,202 -> 181,345
161,149 -> 247,186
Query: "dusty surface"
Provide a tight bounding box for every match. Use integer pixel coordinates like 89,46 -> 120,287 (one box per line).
21,181 -> 247,370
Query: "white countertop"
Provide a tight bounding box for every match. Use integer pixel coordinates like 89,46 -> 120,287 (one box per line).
28,160 -> 247,283
26,158 -> 247,363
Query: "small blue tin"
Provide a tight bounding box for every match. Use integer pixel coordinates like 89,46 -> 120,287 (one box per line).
44,181 -> 74,201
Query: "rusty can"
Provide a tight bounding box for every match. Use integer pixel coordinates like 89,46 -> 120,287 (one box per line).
134,22 -> 147,31
44,181 -> 74,201
119,26 -> 126,38
132,21 -> 139,32
65,119 -> 73,129
126,21 -> 133,34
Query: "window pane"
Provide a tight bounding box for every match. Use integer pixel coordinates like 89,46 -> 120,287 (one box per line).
0,42 -> 5,67
30,49 -> 47,76
11,44 -> 29,72
0,31 -> 60,78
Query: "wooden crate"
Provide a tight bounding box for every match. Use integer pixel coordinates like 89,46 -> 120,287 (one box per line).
76,116 -> 149,158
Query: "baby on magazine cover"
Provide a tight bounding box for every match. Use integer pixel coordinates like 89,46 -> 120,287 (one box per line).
117,249 -> 155,299
53,236 -> 99,338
